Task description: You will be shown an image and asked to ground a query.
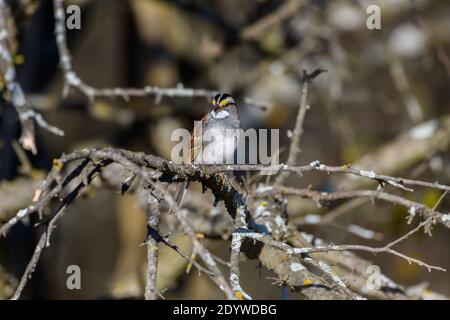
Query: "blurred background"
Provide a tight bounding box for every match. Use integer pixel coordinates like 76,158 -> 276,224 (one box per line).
0,0 -> 449,299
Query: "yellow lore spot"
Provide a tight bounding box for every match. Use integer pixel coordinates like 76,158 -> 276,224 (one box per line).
235,291 -> 243,300
53,159 -> 63,172
219,98 -> 230,107
303,279 -> 313,286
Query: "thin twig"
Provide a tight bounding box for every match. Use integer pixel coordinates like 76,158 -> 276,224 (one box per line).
275,67 -> 327,186
278,187 -> 450,229
145,194 -> 160,300
205,161 -> 450,194
230,207 -> 252,300
10,232 -> 46,300
10,163 -> 103,299
232,228 -> 445,273
0,0 -> 63,154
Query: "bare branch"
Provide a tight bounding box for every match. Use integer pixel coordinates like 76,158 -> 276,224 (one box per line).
10,161 -> 104,299
278,187 -> 450,230
52,0 -> 269,110
275,67 -> 327,186
3,147 -> 448,299
10,232 -> 46,300
0,0 -> 63,154
230,207 -> 253,300
234,227 -> 445,273
145,194 -> 161,300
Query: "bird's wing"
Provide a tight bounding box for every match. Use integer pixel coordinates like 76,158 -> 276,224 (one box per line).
170,116 -> 206,214
189,115 -> 207,163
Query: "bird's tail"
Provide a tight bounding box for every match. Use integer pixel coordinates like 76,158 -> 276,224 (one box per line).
169,181 -> 190,214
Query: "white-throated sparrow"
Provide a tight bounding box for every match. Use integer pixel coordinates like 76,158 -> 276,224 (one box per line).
172,93 -> 241,210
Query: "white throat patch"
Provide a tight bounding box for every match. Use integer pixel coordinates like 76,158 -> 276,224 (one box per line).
211,109 -> 229,119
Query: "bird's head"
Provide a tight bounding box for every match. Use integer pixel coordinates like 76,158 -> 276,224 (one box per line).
211,93 -> 236,110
